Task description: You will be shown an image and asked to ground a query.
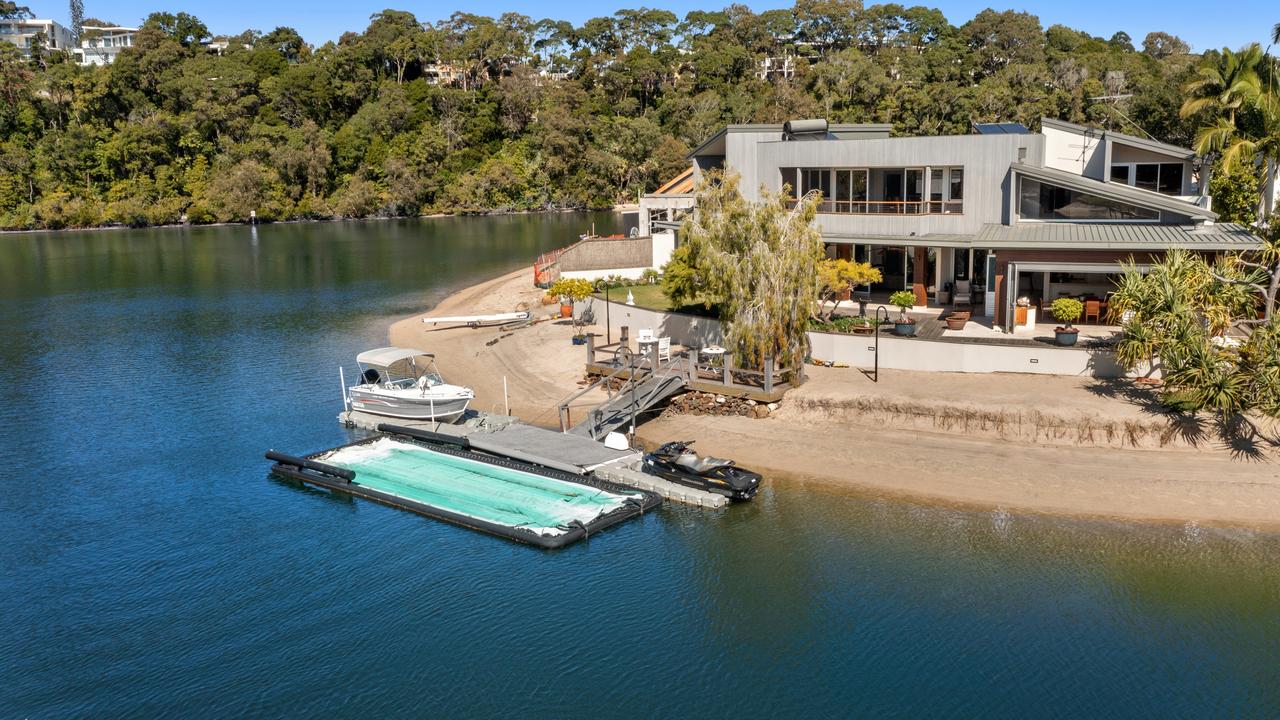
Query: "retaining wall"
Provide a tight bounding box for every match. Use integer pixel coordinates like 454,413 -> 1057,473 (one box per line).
585,297 -> 1132,378
559,236 -> 652,271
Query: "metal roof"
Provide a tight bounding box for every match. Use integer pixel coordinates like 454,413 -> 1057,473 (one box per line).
820,223 -> 1259,251
974,222 -> 1260,250
688,122 -> 894,158
1039,117 -> 1197,160
974,122 -> 1030,135
821,232 -> 975,248
1011,162 -> 1217,222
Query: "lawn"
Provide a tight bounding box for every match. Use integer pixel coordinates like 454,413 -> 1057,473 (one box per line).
595,284 -> 720,317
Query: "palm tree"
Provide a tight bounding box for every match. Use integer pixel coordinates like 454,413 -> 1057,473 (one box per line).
1180,44 -> 1263,131
1183,45 -> 1280,223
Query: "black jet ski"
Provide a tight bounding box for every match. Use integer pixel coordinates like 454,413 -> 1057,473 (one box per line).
640,441 -> 762,501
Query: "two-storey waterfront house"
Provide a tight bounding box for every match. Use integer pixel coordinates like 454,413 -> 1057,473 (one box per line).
641,118 -> 1261,331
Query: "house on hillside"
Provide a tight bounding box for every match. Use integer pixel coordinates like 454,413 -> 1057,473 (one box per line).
641,117 -> 1261,332
0,17 -> 73,57
75,25 -> 138,66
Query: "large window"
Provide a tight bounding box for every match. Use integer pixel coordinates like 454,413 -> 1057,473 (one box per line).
781,166 -> 962,214
1110,162 -> 1185,196
835,169 -> 868,211
1018,177 -> 1159,221
801,168 -> 830,199
929,168 -> 963,213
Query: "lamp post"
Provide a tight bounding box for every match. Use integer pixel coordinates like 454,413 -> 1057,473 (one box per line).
604,282 -> 612,345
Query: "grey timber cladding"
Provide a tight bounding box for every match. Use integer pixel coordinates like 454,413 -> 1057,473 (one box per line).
750,134 -> 1044,235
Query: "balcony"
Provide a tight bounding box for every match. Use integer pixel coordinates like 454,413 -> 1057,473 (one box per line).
783,166 -> 964,216
792,199 -> 964,215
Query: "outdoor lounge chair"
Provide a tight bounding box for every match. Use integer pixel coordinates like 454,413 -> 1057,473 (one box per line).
1084,300 -> 1102,324
953,280 -> 972,309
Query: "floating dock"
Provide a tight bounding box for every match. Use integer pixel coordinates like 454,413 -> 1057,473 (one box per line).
268,431 -> 660,549
338,409 -> 729,508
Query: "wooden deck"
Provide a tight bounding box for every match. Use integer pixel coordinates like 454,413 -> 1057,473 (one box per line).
583,336 -> 794,404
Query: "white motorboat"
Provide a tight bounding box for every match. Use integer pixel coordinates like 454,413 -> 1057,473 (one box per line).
346,347 -> 474,420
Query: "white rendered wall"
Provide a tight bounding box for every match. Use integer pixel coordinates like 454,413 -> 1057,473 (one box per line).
1041,125 -> 1105,180
651,231 -> 675,268
807,330 -> 1130,377
561,267 -> 653,282
585,298 -> 1133,378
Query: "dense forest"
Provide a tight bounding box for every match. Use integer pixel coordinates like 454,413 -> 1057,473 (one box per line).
0,1 -> 1260,230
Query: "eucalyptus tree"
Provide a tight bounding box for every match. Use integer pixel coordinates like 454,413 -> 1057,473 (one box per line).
679,171 -> 824,373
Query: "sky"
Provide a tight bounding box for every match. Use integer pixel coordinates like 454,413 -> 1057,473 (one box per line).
21,0 -> 1278,53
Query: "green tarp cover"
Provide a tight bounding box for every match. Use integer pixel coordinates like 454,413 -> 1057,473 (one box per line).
319,439 -> 636,536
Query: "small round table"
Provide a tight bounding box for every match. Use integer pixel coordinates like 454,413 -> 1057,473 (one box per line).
699,345 -> 726,375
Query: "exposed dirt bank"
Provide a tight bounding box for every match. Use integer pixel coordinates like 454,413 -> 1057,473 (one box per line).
386,269 -> 1280,530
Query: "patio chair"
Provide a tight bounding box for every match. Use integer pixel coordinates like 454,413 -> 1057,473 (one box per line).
635,327 -> 654,343
953,280 -> 972,309
657,337 -> 671,364
1084,300 -> 1102,324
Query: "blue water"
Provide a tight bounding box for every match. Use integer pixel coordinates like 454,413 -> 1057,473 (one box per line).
2,216 -> 1279,717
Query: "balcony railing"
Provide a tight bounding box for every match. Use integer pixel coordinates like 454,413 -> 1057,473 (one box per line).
787,199 -> 964,215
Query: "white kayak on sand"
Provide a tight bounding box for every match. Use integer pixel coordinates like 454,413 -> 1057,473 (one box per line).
423,311 -> 531,327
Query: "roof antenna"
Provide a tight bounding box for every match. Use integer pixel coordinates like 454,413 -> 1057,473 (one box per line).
1088,93 -> 1158,141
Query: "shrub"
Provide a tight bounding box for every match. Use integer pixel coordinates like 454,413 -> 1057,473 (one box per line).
660,243 -> 705,307
815,258 -> 882,321
810,315 -> 880,333
547,277 -> 594,303
888,290 -> 917,321
640,267 -> 660,285
1050,297 -> 1083,328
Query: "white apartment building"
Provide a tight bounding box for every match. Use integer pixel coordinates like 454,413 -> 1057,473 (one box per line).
0,17 -> 74,57
75,25 -> 138,66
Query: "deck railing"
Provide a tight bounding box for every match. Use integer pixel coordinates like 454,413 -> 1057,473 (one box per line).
787,199 -> 963,215
584,335 -> 794,396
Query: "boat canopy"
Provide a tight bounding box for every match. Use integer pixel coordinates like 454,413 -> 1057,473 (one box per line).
355,347 -> 435,367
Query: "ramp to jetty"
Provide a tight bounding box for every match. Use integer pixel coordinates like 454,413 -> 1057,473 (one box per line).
567,373 -> 687,439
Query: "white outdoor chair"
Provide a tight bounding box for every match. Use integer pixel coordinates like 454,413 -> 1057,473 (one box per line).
657,337 -> 671,364
636,328 -> 654,343
953,280 -> 972,309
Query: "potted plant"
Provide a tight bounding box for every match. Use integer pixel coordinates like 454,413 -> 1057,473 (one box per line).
889,290 -> 918,337
1050,297 -> 1083,346
945,310 -> 970,331
849,316 -> 876,335
547,277 -> 593,320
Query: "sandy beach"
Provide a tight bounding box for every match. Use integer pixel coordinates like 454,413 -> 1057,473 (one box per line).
388,269 -> 1280,529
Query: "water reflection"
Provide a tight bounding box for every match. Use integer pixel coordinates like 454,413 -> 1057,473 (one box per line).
1,214 -> 1278,717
